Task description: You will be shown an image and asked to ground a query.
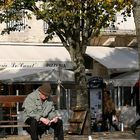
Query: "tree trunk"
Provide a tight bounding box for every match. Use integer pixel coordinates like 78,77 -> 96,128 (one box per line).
133,0 -> 140,90
68,45 -> 91,135
68,46 -> 88,109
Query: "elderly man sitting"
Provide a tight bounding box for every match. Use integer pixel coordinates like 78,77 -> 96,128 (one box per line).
22,82 -> 64,140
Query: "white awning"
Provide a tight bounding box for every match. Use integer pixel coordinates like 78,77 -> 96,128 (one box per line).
0,67 -> 74,82
86,47 -> 138,70
110,71 -> 139,86
0,44 -> 72,69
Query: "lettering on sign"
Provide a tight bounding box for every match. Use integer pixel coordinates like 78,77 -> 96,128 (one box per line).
11,63 -> 36,68
0,62 -> 36,68
46,63 -> 66,68
0,61 -> 72,69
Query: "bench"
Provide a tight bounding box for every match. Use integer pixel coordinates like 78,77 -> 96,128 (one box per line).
0,95 -> 30,136
68,108 -> 88,135
0,95 -> 57,136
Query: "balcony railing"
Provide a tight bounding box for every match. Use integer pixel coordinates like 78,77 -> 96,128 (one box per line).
100,29 -> 136,35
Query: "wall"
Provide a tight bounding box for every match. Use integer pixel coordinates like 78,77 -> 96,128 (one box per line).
0,12 -> 61,43
92,60 -> 109,79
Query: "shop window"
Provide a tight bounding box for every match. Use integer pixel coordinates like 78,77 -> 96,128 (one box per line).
59,88 -> 75,110
113,86 -> 132,108
0,84 -> 9,95
84,55 -> 93,69
60,89 -> 67,109
0,83 -> 6,95
123,87 -> 131,106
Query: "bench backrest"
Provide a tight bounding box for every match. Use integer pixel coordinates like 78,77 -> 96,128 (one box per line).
0,95 -> 26,108
0,95 -> 26,103
0,95 -> 57,107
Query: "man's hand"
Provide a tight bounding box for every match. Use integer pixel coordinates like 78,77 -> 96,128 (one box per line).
40,117 -> 51,125
50,117 -> 59,123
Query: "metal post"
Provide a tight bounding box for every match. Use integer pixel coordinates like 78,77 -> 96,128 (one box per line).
114,87 -> 118,108
57,80 -> 61,110
57,66 -> 62,110
118,87 -> 121,110
16,90 -> 19,115
68,89 -> 71,118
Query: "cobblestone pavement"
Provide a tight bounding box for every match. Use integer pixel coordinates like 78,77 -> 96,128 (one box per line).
0,130 -> 140,140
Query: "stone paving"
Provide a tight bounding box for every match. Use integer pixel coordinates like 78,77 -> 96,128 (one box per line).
0,131 -> 140,140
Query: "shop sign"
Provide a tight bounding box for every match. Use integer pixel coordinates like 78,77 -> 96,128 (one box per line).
0,61 -> 72,69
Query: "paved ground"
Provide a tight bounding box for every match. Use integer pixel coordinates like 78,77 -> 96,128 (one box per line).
0,130 -> 140,140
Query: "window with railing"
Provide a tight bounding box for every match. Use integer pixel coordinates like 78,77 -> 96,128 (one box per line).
6,10 -> 26,32
43,21 -> 48,34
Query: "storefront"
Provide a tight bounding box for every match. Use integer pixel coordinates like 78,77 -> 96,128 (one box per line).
86,46 -> 138,79
0,44 -> 139,109
0,43 -> 77,110
109,71 -> 139,108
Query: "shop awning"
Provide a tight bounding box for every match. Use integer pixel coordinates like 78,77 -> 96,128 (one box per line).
110,71 -> 139,86
0,67 -> 74,83
86,47 -> 138,71
0,44 -> 72,69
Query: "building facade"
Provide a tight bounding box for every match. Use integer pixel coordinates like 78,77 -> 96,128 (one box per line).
0,6 -> 138,130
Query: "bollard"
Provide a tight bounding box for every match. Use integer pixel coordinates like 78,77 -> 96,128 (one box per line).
88,135 -> 92,140
121,122 -> 124,132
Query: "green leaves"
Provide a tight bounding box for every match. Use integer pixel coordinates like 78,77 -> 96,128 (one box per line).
0,0 -> 133,39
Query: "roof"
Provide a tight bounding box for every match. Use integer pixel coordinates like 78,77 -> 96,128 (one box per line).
86,47 -> 138,70
110,71 -> 139,86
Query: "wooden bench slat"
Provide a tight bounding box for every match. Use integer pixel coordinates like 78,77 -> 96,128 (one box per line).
0,95 -> 26,103
0,95 -> 58,131
0,120 -> 18,123
69,119 -> 82,123
0,124 -> 30,128
0,95 -> 28,130
0,95 -> 31,134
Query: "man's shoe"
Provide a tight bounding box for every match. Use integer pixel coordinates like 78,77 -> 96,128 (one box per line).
131,124 -> 136,134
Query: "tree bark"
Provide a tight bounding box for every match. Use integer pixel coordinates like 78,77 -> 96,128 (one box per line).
133,0 -> 140,85
68,45 -> 88,109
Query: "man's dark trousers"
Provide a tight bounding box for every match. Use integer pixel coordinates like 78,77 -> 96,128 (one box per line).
131,118 -> 140,133
24,117 -> 64,140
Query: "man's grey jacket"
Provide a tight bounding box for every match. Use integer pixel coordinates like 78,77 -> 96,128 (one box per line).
22,89 -> 57,122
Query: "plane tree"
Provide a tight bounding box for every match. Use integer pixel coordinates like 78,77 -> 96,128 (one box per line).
133,0 -> 140,82
0,0 -> 133,110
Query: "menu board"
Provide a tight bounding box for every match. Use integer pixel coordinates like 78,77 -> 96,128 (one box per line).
90,88 -> 103,121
